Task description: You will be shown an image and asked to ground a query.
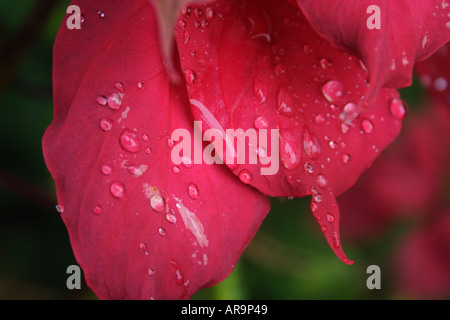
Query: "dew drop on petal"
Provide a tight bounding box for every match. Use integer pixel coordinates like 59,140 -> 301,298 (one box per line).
340,102 -> 358,124
341,153 -> 351,164
101,164 -> 113,175
321,80 -> 344,103
188,182 -> 199,199
254,116 -> 269,130
100,118 -> 113,131
96,95 -> 107,106
137,82 -> 144,89
389,98 -> 407,120
158,227 -> 166,236
341,123 -> 350,135
280,133 -> 301,171
97,10 -> 105,18
107,92 -> 123,110
166,213 -> 177,224
303,126 -> 321,159
110,182 -> 125,198
253,79 -> 267,104
120,129 -> 140,153
172,166 -> 180,174
327,213 -> 335,223
184,69 -> 196,85
94,205 -> 102,215
304,162 -> 314,174
277,86 -> 295,116
55,204 -> 64,213
361,119 -> 374,134
205,7 -> 215,21
317,174 -> 328,188
238,169 -> 252,184
150,195 -> 164,212
314,114 -> 326,125
115,82 -> 124,92
319,58 -> 333,69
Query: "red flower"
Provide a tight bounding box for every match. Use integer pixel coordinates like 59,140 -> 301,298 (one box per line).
43,0 -> 450,299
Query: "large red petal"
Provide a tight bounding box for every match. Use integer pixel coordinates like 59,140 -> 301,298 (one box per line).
297,0 -> 450,99
43,0 -> 270,299
175,0 -> 403,263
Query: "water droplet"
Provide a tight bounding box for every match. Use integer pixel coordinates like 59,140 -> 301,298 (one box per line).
120,129 -> 140,153
253,79 -> 267,104
137,82 -> 144,89
205,7 -> 215,21
321,80 -> 344,103
145,147 -> 152,155
317,174 -> 328,188
361,119 -> 374,134
341,153 -> 351,164
238,169 -> 252,184
172,166 -> 180,174
110,182 -> 125,198
183,31 -> 190,44
115,82 -> 124,92
314,114 -> 326,125
340,102 -> 358,125
150,195 -> 164,212
303,126 -> 321,159
389,98 -> 407,120
304,162 -> 314,174
280,133 -> 301,171
184,69 -> 196,85
321,226 -> 327,233
107,92 -> 123,110
166,213 -> 177,224
327,213 -> 335,223
277,86 -> 295,116
101,164 -> 113,175
93,205 -> 102,215
171,260 -> 185,286
181,156 -> 193,168
147,268 -> 155,276
303,44 -> 313,55
158,227 -> 166,235
167,138 -> 174,148
55,204 -> 64,213
178,19 -> 186,29
257,146 -> 267,158
96,95 -> 107,106
254,116 -> 269,130
188,182 -> 199,199
319,58 -> 333,69
341,123 -> 350,134
328,141 -> 337,149
97,10 -> 105,18
100,118 -> 113,131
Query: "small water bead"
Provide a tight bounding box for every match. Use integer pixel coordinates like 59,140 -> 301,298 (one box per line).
97,10 -> 105,18
181,156 -> 193,168
147,268 -> 155,276
205,7 -> 215,21
303,127 -> 321,159
110,181 -> 125,198
280,133 -> 301,171
100,118 -> 113,131
107,92 -> 123,110
361,118 -> 374,134
238,169 -> 252,184
115,82 -> 124,92
328,141 -> 337,149
341,123 -> 350,134
55,204 -> 64,213
172,166 -> 180,174
321,80 -> 344,103
184,69 -> 196,85
183,31 -> 190,44
314,114 -> 326,125
166,213 -> 177,224
188,182 -> 199,199
303,44 -> 313,55
93,205 -> 102,215
389,98 -> 407,120
319,58 -> 333,69
167,138 -> 174,148
178,19 -> 186,29
253,79 -> 267,104
340,102 -> 358,125
304,162 -> 314,174
120,129 -> 140,153
317,174 -> 328,188
137,82 -> 144,89
277,87 -> 295,116
254,116 -> 269,130
101,164 -> 113,175
326,213 -> 335,223
158,227 -> 166,236
341,153 -> 351,164
96,95 -> 107,106
145,147 -> 152,155
150,195 -> 165,212
321,226 -> 327,233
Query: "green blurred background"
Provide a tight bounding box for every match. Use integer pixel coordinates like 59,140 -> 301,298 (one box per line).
0,0 -> 436,300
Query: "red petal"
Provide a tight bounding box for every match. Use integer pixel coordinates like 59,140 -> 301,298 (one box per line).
415,42 -> 450,106
175,0 -> 403,263
297,0 -> 450,97
43,0 -> 270,299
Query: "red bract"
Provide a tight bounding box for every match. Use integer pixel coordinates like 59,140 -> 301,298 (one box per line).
175,0 -> 402,264
43,0 -> 269,299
